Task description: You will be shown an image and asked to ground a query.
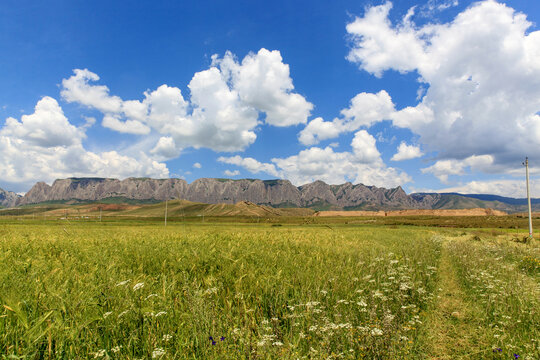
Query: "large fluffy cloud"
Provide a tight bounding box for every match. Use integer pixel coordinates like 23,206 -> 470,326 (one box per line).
344,0 -> 540,177
421,155 -> 494,183
220,130 -> 410,187
2,97 -> 85,147
217,49 -> 313,127
61,48 -> 312,155
298,90 -> 394,145
417,178 -> 540,198
217,155 -> 280,177
0,97 -> 168,188
391,142 -> 423,161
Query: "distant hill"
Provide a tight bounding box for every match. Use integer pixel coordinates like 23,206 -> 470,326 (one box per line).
3,177 -> 539,213
442,193 -> 540,206
0,199 -> 314,218
115,200 -> 314,217
413,193 -> 540,213
0,187 -> 20,208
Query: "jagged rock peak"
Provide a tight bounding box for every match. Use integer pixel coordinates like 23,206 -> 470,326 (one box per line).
0,187 -> 20,208
17,177 -> 421,210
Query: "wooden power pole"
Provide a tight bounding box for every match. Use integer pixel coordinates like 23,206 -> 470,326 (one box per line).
524,157 -> 533,238
164,199 -> 168,227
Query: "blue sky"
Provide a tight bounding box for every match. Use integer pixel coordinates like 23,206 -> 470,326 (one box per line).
1,0 -> 540,197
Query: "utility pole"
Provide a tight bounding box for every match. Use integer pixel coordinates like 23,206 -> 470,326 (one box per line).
524,157 -> 533,238
164,199 -> 168,227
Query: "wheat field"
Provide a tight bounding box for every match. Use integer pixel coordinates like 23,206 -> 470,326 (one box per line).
1,220 -> 538,359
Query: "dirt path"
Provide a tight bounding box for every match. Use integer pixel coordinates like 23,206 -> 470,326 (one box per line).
424,240 -> 491,359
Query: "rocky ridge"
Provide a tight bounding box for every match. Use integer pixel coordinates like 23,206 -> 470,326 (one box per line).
14,177 -> 450,210
0,188 -> 20,208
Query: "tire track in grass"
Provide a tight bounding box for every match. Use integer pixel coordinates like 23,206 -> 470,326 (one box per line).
424,237 -> 492,359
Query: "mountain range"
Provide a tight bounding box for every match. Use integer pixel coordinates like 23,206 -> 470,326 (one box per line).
0,177 -> 537,213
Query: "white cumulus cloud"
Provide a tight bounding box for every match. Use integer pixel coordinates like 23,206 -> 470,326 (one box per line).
298,117 -> 342,146
217,48 -> 313,127
224,169 -> 240,176
102,114 -> 150,135
417,178 -> 540,198
298,90 -> 394,145
217,155 -> 280,177
0,97 -> 169,189
391,142 -> 423,161
60,48 -> 311,156
220,130 -> 410,187
61,69 -> 123,113
150,137 -> 180,160
421,155 -> 494,183
346,0 -> 540,179
2,96 -> 85,147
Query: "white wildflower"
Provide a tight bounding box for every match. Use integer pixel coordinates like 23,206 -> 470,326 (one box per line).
162,334 -> 172,341
356,300 -> 367,307
152,348 -> 166,358
115,279 -> 130,287
384,313 -> 395,322
272,341 -> 283,346
111,346 -> 121,353
94,349 -> 106,358
204,287 -> 217,295
371,328 -> 383,336
400,283 -> 411,291
133,282 -> 144,291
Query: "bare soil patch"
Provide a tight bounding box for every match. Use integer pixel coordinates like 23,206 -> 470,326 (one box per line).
315,208 -> 507,217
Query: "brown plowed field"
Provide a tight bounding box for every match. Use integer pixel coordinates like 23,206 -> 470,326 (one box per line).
315,208 -> 507,217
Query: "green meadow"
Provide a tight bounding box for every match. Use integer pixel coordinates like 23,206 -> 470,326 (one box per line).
1,220 -> 538,359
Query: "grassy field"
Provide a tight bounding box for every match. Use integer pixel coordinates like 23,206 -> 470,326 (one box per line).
0,220 -> 538,359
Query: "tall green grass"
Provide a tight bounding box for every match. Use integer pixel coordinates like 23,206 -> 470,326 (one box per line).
1,223 -> 441,359
1,222 -> 537,359
447,236 -> 540,359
